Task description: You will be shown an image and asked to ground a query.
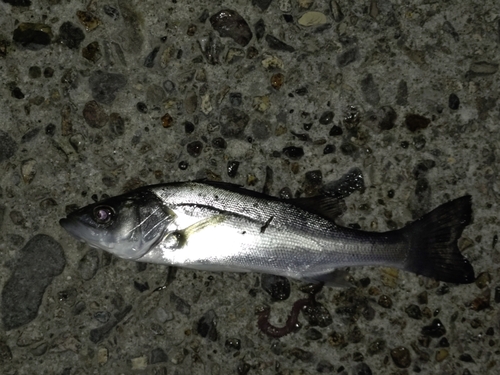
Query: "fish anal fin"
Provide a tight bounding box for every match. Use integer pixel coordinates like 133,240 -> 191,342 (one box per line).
303,269 -> 354,288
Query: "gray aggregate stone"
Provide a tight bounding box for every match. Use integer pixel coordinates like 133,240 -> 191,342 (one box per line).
88,70 -> 127,105
0,130 -> 18,162
78,248 -> 100,280
1,234 -> 65,330
219,107 -> 250,138
360,73 -> 380,106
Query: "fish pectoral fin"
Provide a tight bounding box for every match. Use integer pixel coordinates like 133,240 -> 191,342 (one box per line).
302,268 -> 354,288
183,214 -> 227,236
165,215 -> 227,249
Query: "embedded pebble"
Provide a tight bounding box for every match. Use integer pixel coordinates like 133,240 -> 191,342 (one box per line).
187,141 -> 203,157
316,359 -> 334,373
337,47 -> 358,67
435,349 -> 448,362
254,19 -> 266,41
31,342 -> 48,356
82,41 -> 101,62
109,113 -> 125,136
391,347 -> 411,368
2,235 -> 65,330
59,22 -> 85,49
253,0 -> 272,11
417,290 -> 428,304
319,111 -> 334,125
13,23 -> 52,50
251,120 -> 271,140
330,1 -> 344,22
83,100 -> 109,128
225,338 -> 241,351
279,0 -> 292,12
405,304 -> 422,319
360,74 -> 380,105
302,302 -> 333,327
229,92 -> 242,106
340,142 -> 358,155
227,160 -> 240,177
271,73 -> 284,90
282,146 -> 304,159
305,328 -> 322,340
97,347 -> 108,365
161,113 -> 174,128
131,356 -> 148,370
21,159 -> 36,184
78,249 -> 100,280
144,46 -> 160,68
89,304 -> 132,343
468,61 -> 498,76
28,66 -> 42,78
327,331 -> 345,347
353,363 -> 372,375
11,86 -> 25,99
298,12 -> 327,27
438,337 -> 450,347
44,67 -> 54,78
0,130 -> 18,162
212,137 -> 226,149
150,348 -> 168,364
421,319 -> 446,338
184,121 -> 195,134
323,145 -> 335,155
368,106 -> 396,130
298,0 -> 314,9
198,32 -> 223,64
21,127 -> 41,143
266,35 -> 295,52
88,70 -> 127,105
94,311 -> 110,323
475,272 -> 491,289
170,292 -> 191,316
348,325 -> 363,343
290,347 -> 313,362
163,80 -> 175,92
210,9 -> 252,47
367,339 -> 385,355
329,125 -> 343,136
261,274 -> 290,301
77,10 -> 100,31
197,310 -> 218,341
377,295 -> 392,308
136,102 -> 148,113
220,107 -> 250,138
405,114 -> 431,132
103,5 -> 120,20
449,93 -> 460,110
305,170 -> 323,186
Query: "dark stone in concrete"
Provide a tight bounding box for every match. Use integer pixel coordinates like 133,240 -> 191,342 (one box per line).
2,234 -> 65,330
88,71 -> 127,105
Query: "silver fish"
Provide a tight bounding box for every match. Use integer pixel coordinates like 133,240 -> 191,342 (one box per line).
60,181 -> 475,284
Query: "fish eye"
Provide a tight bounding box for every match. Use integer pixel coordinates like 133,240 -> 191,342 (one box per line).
93,205 -> 114,224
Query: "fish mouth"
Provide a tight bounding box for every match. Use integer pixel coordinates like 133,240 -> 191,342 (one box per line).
60,217 -> 86,242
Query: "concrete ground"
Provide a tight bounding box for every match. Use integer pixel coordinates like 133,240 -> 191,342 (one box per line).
0,0 -> 499,374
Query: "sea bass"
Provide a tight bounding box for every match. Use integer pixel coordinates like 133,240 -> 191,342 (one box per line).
60,181 -> 475,284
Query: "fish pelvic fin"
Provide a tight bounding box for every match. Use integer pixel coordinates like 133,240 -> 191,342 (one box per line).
402,195 -> 475,284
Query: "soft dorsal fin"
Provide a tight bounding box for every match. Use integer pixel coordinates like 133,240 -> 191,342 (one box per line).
290,195 -> 346,221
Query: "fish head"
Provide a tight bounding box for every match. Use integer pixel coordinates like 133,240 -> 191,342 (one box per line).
60,189 -> 173,259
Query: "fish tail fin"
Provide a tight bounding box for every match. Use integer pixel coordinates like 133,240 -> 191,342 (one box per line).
402,195 -> 475,284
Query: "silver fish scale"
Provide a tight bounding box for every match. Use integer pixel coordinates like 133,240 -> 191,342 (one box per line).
141,182 -> 408,279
